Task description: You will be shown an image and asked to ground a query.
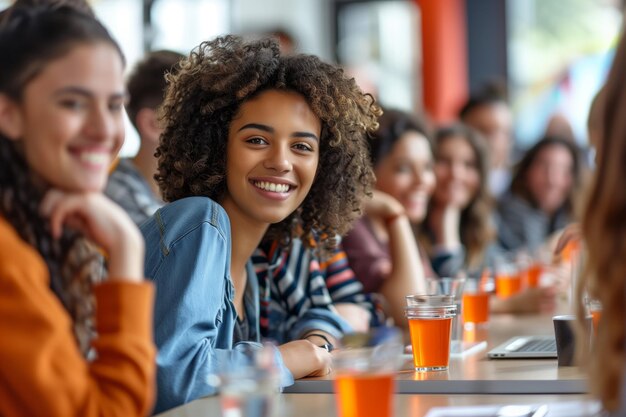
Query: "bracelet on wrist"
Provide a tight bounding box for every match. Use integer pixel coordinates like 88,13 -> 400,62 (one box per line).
305,333 -> 334,352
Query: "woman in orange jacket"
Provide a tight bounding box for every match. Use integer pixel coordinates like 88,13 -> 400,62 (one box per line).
0,1 -> 155,416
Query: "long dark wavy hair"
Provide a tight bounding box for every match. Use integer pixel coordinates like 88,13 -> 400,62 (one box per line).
428,123 -> 495,269
0,0 -> 124,355
156,35 -> 380,250
368,107 -> 432,167
509,136 -> 581,217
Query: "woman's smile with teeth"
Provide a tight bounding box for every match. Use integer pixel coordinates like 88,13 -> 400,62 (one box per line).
253,180 -> 291,193
77,151 -> 110,165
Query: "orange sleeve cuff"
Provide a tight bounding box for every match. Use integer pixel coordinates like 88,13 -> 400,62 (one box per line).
94,281 -> 154,339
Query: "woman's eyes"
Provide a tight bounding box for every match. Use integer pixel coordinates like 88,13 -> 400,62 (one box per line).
395,164 -> 412,173
245,137 -> 315,152
464,160 -> 478,170
246,137 -> 268,145
394,162 -> 434,174
109,101 -> 124,112
436,158 -> 476,170
59,98 -> 124,113
59,99 -> 86,111
292,142 -> 314,152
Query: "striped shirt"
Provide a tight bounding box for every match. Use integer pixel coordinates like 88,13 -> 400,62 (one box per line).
105,159 -> 163,226
253,238 -> 384,342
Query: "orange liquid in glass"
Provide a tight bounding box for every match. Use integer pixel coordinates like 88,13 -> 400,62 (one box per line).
496,274 -> 522,298
462,292 -> 489,323
334,373 -> 394,417
526,264 -> 542,288
407,317 -> 452,370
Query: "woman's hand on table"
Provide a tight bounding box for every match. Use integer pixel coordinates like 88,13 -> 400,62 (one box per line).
278,339 -> 333,379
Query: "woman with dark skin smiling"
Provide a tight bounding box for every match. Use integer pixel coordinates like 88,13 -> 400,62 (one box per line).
140,35 -> 379,413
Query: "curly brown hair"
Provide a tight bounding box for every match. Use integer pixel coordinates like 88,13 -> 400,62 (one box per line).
156,35 -> 379,249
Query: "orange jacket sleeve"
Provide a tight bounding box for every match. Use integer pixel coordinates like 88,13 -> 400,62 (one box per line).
0,218 -> 156,417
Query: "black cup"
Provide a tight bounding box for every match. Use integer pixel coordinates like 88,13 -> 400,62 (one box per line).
553,314 -> 591,366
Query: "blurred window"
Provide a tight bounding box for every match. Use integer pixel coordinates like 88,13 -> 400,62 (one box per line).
507,0 -> 621,147
93,0 -> 230,157
335,0 -> 420,112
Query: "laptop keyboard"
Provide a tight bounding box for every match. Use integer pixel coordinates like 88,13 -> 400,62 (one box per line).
507,338 -> 556,353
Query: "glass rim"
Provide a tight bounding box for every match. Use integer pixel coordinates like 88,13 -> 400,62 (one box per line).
405,294 -> 455,305
405,305 -> 457,319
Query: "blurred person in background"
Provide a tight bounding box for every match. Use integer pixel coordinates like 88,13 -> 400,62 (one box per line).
424,125 -> 555,313
423,124 -> 496,279
543,112 -> 576,143
0,1 -> 155,415
343,108 -> 432,326
267,27 -> 296,54
459,83 -> 514,198
105,49 -> 183,225
497,137 -> 581,253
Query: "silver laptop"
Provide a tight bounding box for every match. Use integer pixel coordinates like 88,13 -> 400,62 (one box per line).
487,336 -> 557,359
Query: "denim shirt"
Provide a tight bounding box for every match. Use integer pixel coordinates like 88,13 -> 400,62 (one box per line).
141,197 -> 293,413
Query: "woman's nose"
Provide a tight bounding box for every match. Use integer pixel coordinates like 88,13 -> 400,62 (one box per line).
411,170 -> 423,186
450,162 -> 464,179
85,105 -> 116,141
263,145 -> 292,172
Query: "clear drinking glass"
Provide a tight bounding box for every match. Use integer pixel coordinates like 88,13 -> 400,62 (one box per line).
405,294 -> 457,371
424,277 -> 465,352
218,344 -> 280,417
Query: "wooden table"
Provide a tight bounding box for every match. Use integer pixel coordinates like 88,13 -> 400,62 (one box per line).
155,393 -> 598,417
285,311 -> 587,394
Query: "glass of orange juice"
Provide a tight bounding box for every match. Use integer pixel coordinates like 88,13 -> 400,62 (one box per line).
525,262 -> 543,288
405,294 -> 457,372
425,278 -> 465,353
333,328 -> 403,417
495,258 -> 521,299
514,251 -> 540,289
462,278 -> 490,327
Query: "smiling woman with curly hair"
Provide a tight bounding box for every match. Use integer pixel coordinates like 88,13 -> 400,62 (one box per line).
157,35 -> 377,247
140,34 -> 379,413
